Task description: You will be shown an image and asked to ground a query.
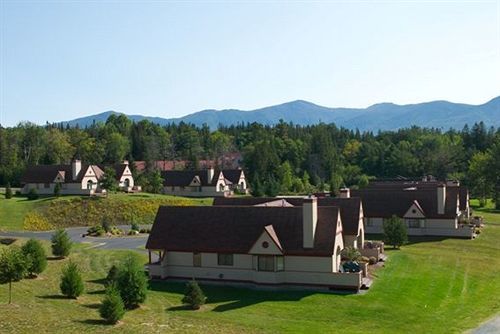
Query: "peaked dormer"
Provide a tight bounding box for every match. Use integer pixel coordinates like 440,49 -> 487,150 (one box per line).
53,171 -> 66,183
403,200 -> 426,218
189,175 -> 201,186
249,225 -> 283,255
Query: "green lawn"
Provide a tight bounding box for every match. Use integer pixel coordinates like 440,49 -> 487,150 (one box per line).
0,193 -> 212,231
0,209 -> 499,333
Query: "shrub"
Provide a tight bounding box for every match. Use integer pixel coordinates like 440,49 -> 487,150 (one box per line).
127,230 -> 139,236
27,188 -> 39,200
60,262 -> 84,298
130,221 -> 140,232
99,285 -> 125,324
105,265 -> 119,287
51,229 -> 72,258
5,183 -> 12,199
21,239 -> 47,277
116,255 -> 148,309
101,219 -> 112,233
360,256 -> 370,263
340,247 -> 361,261
87,225 -> 105,236
368,256 -> 378,265
383,215 -> 408,249
23,212 -> 53,231
0,246 -> 27,304
182,279 -> 206,310
54,183 -> 61,197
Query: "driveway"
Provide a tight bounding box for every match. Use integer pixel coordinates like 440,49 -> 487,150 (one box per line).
0,225 -> 148,251
471,316 -> 500,334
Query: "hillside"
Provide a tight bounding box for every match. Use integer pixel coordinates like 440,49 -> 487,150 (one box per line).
61,96 -> 500,130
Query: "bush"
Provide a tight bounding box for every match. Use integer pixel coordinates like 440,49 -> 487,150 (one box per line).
101,219 -> 112,233
105,265 -> 119,287
51,229 -> 72,258
127,230 -> 139,236
21,239 -> 47,277
23,212 -> 53,231
27,188 -> 39,200
87,225 -> 105,237
116,255 -> 148,309
383,215 -> 408,249
54,183 -> 61,197
182,279 -> 206,310
130,221 -> 140,232
99,285 -> 125,324
340,247 -> 361,261
360,256 -> 370,263
139,228 -> 151,234
5,183 -> 12,199
60,262 -> 84,298
368,256 -> 378,265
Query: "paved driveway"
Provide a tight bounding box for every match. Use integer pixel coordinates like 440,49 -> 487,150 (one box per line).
0,225 -> 148,251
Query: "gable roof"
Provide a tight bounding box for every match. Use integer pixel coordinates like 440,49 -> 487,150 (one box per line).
20,164 -> 104,184
221,169 -> 244,184
161,170 -> 214,187
146,206 -> 340,256
98,163 -> 131,180
351,186 -> 459,219
213,196 -> 362,235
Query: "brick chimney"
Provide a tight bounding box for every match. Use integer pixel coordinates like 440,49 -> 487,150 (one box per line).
437,184 -> 446,215
303,196 -> 318,248
339,187 -> 350,198
72,160 -> 81,181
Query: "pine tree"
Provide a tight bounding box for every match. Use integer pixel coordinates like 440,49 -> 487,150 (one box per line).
99,285 -> 125,324
116,255 -> 148,309
51,229 -> 72,258
5,183 -> 12,199
60,262 -> 84,298
383,215 -> 408,249
53,182 -> 61,197
21,239 -> 47,277
182,279 -> 206,310
105,265 -> 119,287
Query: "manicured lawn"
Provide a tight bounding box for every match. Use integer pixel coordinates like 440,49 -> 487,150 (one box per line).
0,193 -> 212,231
1,208 -> 499,333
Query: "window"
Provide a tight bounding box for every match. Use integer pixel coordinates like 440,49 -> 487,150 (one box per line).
193,252 -> 201,267
258,256 -> 274,272
219,183 -> 225,192
44,183 -> 50,188
366,218 -> 375,227
217,254 -> 233,266
407,219 -> 422,228
276,256 -> 284,271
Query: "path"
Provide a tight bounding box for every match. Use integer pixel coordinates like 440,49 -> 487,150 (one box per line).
471,315 -> 500,334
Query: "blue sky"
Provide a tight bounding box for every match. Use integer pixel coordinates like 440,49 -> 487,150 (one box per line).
1,1 -> 499,126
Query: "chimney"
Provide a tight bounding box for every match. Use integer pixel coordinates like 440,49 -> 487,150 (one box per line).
72,160 -> 81,181
339,187 -> 350,198
302,196 -> 318,248
123,160 -> 129,165
437,184 -> 446,215
207,167 -> 215,182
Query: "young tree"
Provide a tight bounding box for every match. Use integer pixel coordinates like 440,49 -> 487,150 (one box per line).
116,255 -> 148,309
60,262 -> 84,298
99,285 -> 126,324
182,279 -> 206,310
51,229 -> 72,258
27,188 -> 39,200
101,167 -> 118,192
53,182 -> 61,197
105,265 -> 119,287
0,247 -> 27,304
5,182 -> 12,199
21,239 -> 47,278
383,215 -> 408,249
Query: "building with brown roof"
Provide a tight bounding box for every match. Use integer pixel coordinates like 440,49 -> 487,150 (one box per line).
146,197 -> 366,290
351,180 -> 474,238
161,167 -> 248,197
20,160 -> 137,195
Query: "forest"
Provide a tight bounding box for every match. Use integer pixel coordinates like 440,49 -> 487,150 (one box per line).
0,114 -> 499,206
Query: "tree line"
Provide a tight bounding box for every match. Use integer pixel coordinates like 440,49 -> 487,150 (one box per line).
0,116 -> 499,206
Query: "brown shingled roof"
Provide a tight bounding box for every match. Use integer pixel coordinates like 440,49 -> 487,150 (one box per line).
146,206 -> 340,256
20,164 -> 104,184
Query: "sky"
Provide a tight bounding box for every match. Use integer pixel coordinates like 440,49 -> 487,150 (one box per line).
1,1 -> 499,126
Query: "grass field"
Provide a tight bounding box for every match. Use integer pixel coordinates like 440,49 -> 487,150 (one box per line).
0,193 -> 212,231
0,205 -> 499,333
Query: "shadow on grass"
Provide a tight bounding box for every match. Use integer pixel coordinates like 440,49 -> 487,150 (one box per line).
37,294 -> 69,300
87,290 -> 105,295
47,256 -> 65,261
82,303 -> 101,309
150,280 -> 349,313
87,278 -> 107,285
75,319 -> 110,326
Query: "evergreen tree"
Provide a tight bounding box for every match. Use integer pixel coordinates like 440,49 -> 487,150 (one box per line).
27,188 -> 39,200
383,215 -> 408,249
60,262 -> 84,298
21,239 -> 47,278
250,174 -> 265,197
116,255 -> 148,309
51,229 -> 72,258
5,182 -> 12,199
182,279 -> 206,310
99,285 -> 126,324
53,182 -> 61,197
105,265 -> 119,287
101,167 -> 118,192
0,247 -> 27,304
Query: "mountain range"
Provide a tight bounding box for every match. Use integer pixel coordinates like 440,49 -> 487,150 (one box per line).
62,96 -> 500,131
